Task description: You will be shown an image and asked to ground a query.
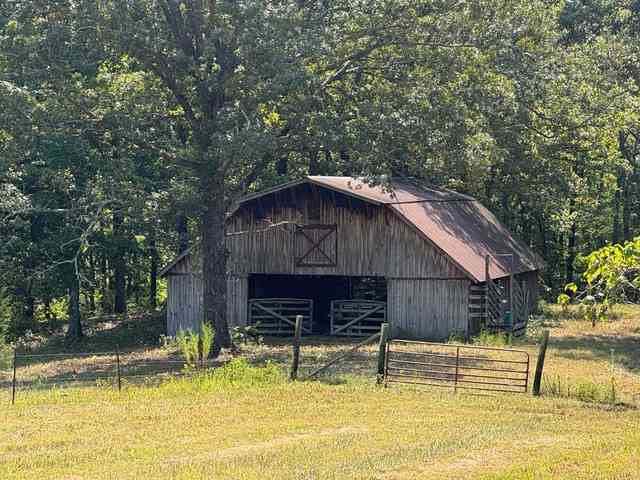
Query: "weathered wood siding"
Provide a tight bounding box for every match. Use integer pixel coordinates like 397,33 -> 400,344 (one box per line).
166,268 -> 248,335
227,275 -> 248,328
166,273 -> 203,336
466,270 -> 540,336
225,189 -> 466,279
517,270 -> 540,314
388,279 -> 470,340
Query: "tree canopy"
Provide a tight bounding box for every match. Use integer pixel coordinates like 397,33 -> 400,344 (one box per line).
1,0 -> 639,346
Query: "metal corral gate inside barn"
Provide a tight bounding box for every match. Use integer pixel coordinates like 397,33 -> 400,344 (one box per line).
248,298 -> 313,335
383,340 -> 530,393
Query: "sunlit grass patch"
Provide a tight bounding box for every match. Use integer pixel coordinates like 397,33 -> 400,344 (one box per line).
1,307 -> 639,479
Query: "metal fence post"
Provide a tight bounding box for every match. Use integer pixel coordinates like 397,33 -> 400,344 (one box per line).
115,346 -> 122,392
11,347 -> 17,405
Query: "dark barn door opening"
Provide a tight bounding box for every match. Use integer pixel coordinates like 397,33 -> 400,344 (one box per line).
248,274 -> 386,334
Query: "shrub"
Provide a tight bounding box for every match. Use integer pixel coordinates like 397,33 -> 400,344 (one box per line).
472,329 -> 510,347
175,330 -> 199,368
231,324 -> 263,345
162,357 -> 284,394
175,322 -> 216,368
447,330 -> 466,344
542,374 -> 618,405
200,322 -> 214,360
559,237 -> 640,324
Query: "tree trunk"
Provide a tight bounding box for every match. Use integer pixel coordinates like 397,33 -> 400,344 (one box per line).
276,155 -> 288,176
566,220 -> 577,284
308,149 -> 319,175
340,148 -> 352,175
149,236 -> 158,308
176,214 -> 189,253
622,172 -> 631,241
113,209 -> 127,315
613,172 -> 623,243
66,269 -> 82,340
100,254 -> 111,313
202,171 -> 231,355
87,253 -> 96,313
24,294 -> 35,332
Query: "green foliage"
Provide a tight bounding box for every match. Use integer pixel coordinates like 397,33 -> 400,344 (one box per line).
0,0 -> 640,345
446,330 -> 466,344
200,322 -> 215,361
581,237 -> 640,302
0,341 -> 11,371
175,322 -> 215,368
542,374 -> 618,405
175,330 -> 200,368
556,293 -> 571,306
563,237 -> 640,323
231,324 -> 263,345
0,288 -> 12,342
163,357 -> 284,394
472,329 -> 511,347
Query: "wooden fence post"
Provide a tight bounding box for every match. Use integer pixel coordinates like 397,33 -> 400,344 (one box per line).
454,346 -> 460,393
377,323 -> 390,382
290,315 -> 303,381
11,347 -> 17,405
532,330 -> 550,396
115,346 -> 122,392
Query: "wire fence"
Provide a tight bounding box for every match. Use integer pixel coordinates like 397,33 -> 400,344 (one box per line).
1,348 -> 200,404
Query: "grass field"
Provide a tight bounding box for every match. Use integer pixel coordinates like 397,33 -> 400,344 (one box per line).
1,305 -> 639,479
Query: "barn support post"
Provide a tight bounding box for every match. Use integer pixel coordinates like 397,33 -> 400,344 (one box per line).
532,330 -> 550,396
290,315 -> 303,381
377,323 -> 390,383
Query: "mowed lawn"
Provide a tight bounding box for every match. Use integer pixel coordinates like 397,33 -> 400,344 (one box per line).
1,308 -> 639,480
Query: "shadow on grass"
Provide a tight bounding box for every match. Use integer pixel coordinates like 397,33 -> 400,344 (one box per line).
1,356 -> 231,394
301,376 -> 348,385
547,334 -> 640,371
12,313 -> 168,369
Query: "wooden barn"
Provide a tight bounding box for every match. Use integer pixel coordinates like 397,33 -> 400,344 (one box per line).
161,176 -> 544,340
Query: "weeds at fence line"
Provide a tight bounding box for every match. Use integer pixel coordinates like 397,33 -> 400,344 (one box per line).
541,365 -> 621,406
3,349 -> 199,404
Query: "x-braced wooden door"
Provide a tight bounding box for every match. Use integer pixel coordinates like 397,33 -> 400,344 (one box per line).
294,224 -> 338,267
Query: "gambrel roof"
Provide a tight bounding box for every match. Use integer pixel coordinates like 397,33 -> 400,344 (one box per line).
232,176 -> 544,282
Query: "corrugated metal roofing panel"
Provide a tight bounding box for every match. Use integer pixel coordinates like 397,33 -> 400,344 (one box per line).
307,177 -> 542,281
308,176 -> 473,203
391,200 -> 543,281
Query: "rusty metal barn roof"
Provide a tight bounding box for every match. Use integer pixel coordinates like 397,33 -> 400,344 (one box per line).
235,176 -> 543,282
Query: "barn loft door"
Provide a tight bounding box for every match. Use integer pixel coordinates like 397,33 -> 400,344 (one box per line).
295,224 -> 337,267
